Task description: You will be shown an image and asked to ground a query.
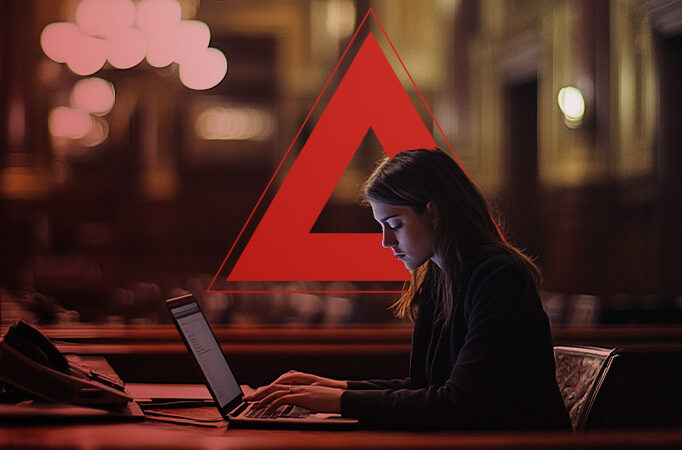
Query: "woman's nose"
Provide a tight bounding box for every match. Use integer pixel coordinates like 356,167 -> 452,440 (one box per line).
382,229 -> 397,248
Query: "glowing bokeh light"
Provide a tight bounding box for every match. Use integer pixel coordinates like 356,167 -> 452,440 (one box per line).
66,34 -> 107,75
41,22 -> 81,63
179,47 -> 227,90
195,107 -> 274,141
326,0 -> 356,39
40,0 -> 227,91
136,0 -> 182,36
70,78 -> 115,116
174,20 -> 210,63
557,86 -> 585,127
107,28 -> 147,69
82,117 -> 109,147
76,0 -> 136,38
49,107 -> 93,139
145,30 -> 177,67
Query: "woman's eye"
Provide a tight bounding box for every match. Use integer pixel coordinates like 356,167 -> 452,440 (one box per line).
388,223 -> 402,231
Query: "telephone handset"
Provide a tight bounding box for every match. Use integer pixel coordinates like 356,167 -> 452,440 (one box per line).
3,320 -> 70,374
0,320 -> 132,406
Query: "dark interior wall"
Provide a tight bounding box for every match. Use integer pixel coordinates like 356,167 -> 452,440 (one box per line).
501,79 -> 539,257
0,1 -> 680,325
496,5 -> 680,303
655,33 -> 682,298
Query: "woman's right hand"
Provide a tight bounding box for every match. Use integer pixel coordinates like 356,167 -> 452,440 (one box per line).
243,370 -> 347,402
273,370 -> 348,389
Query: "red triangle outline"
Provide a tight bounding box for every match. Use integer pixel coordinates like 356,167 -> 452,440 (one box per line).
208,9 -> 461,294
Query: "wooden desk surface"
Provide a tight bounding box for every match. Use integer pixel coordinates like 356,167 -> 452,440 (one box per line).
2,329 -> 680,448
3,421 -> 682,449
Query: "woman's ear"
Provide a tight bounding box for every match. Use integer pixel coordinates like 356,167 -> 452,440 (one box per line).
426,201 -> 439,229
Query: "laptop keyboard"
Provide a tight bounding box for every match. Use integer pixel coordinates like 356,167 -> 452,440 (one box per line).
245,404 -> 310,419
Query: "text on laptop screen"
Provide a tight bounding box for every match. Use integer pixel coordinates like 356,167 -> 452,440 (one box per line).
171,302 -> 241,408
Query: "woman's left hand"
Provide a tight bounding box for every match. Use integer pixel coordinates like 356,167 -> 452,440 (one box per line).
250,384 -> 344,413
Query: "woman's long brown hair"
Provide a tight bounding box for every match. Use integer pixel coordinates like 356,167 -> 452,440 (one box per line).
363,148 -> 540,324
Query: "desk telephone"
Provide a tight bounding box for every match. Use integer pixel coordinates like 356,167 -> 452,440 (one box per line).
0,320 -> 131,406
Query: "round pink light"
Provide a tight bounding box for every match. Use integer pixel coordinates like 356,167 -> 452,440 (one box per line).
70,78 -> 115,116
136,0 -> 182,36
76,0 -> 136,38
66,34 -> 107,76
145,29 -> 177,67
179,47 -> 227,90
82,117 -> 109,147
49,107 -> 93,139
41,22 -> 81,63
107,28 -> 147,69
174,20 -> 210,63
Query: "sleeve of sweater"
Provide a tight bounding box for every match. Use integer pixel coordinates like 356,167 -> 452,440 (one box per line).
340,259 -> 533,429
347,378 -> 410,390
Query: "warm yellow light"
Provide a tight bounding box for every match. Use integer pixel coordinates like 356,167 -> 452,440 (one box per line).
195,107 -> 274,141
557,86 -> 585,128
326,0 -> 356,39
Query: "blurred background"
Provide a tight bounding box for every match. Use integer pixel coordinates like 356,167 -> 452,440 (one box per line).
1,0 -> 681,329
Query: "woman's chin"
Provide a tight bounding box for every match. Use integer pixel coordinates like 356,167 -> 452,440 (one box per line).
403,261 -> 417,271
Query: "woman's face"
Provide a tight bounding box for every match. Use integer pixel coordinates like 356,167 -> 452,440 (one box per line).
369,200 -> 439,271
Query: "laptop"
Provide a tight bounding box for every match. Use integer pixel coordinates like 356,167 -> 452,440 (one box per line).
166,293 -> 358,429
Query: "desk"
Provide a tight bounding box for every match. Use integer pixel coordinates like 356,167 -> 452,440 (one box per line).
2,336 -> 680,448
3,422 -> 682,449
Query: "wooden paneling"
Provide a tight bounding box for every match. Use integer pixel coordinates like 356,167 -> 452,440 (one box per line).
35,324 -> 682,384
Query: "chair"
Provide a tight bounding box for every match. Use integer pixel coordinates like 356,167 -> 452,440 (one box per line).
553,345 -> 620,431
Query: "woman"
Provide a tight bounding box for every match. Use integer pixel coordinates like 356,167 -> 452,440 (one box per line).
245,148 -> 571,430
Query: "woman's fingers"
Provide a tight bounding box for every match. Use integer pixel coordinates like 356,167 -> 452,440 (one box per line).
244,370 -> 345,402
252,385 -> 343,414
244,383 -> 288,401
273,371 -> 316,385
274,371 -> 346,389
254,386 -> 293,410
244,373 -> 305,401
265,393 -> 304,412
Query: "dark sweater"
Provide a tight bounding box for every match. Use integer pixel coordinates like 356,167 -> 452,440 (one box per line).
341,255 -> 571,430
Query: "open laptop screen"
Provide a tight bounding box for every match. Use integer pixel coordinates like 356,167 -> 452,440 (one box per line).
170,301 -> 241,409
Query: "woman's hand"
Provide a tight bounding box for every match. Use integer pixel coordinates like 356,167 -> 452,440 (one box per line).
247,384 -> 344,414
240,384 -> 256,397
243,370 -> 348,413
249,370 -> 348,394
